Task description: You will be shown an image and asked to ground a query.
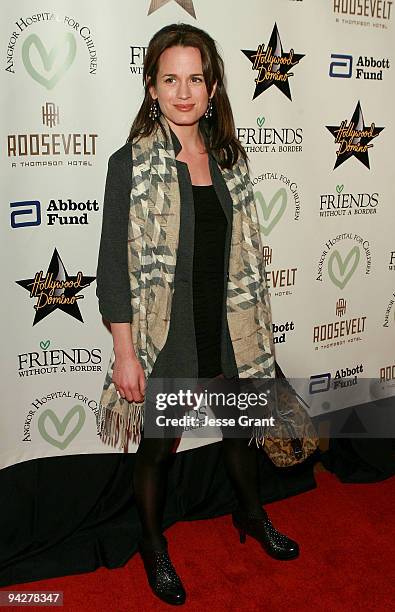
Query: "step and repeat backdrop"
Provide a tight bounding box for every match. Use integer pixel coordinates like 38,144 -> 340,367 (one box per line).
1,0 -> 394,470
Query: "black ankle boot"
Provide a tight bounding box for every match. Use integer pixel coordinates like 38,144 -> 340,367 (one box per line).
138,535 -> 186,605
232,508 -> 299,560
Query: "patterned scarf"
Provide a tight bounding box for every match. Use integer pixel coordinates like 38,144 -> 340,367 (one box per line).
97,117 -> 275,449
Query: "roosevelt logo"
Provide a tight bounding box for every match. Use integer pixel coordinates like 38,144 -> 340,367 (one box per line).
16,248 -> 95,325
262,246 -> 297,298
313,299 -> 367,351
242,23 -> 304,101
8,102 -> 98,168
333,0 -> 392,28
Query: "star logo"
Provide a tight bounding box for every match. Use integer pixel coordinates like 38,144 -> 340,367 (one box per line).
16,248 -> 95,325
326,101 -> 384,170
148,0 -> 196,18
242,23 -> 304,101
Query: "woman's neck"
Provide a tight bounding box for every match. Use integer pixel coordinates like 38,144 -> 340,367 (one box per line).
166,119 -> 205,155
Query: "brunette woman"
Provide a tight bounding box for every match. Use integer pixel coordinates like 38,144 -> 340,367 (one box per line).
96,23 -> 299,606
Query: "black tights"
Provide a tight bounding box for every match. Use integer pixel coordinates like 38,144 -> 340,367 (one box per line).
133,434 -> 265,548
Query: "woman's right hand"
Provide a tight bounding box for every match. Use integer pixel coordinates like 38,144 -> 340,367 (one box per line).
112,355 -> 146,403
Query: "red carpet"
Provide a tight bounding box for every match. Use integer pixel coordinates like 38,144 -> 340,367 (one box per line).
2,471 -> 394,611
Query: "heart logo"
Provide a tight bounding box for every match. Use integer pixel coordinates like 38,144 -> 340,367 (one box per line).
328,246 -> 360,290
40,340 -> 50,350
256,116 -> 265,127
38,405 -> 85,450
22,33 -> 77,90
254,188 -> 287,236
336,184 -> 344,193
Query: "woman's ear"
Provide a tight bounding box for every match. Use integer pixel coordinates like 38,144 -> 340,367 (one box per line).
147,76 -> 157,100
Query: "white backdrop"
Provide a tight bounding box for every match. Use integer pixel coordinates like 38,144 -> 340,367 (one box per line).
1,0 -> 394,471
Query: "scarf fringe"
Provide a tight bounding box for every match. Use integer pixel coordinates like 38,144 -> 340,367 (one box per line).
96,401 -> 144,450
249,425 -> 265,448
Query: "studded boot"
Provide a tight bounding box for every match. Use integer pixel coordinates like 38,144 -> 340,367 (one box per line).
138,535 -> 186,605
232,508 -> 300,560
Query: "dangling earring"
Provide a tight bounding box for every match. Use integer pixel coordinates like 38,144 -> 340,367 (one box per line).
149,99 -> 159,120
204,97 -> 213,119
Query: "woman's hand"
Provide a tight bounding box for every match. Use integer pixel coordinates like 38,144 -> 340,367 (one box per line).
112,355 -> 146,403
109,322 -> 145,403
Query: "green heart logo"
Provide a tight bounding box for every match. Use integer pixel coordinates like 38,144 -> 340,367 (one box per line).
22,33 -> 77,90
336,184 -> 344,193
257,116 -> 265,127
38,405 -> 85,450
328,246 -> 360,290
255,188 -> 287,236
40,340 -> 50,350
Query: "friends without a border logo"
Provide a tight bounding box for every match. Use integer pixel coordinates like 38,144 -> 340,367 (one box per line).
237,115 -> 303,154
16,248 -> 95,325
18,340 -> 102,377
326,101 -> 384,169
148,0 -> 196,18
242,23 -> 304,101
130,45 -> 147,75
319,184 -> 379,218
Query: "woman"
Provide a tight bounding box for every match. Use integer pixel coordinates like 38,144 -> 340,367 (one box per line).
96,23 -> 299,606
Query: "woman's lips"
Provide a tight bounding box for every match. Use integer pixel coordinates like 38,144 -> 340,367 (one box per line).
174,104 -> 194,111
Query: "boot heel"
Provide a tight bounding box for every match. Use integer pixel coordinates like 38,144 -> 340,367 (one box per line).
232,508 -> 299,560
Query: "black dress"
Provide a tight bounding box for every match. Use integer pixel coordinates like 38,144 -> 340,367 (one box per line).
192,185 -> 228,379
143,183 -> 229,436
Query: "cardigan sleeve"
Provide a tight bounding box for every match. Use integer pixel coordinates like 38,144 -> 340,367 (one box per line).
96,149 -> 133,323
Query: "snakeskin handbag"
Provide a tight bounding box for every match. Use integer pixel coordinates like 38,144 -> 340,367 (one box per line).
262,361 -> 319,468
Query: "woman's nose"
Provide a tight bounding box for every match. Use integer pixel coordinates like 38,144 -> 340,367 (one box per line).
177,80 -> 191,99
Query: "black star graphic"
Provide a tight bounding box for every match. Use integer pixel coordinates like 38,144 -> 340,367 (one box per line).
148,0 -> 196,18
326,101 -> 384,169
242,23 -> 304,101
16,248 -> 95,325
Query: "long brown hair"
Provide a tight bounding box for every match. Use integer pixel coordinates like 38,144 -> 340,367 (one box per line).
127,23 -> 247,169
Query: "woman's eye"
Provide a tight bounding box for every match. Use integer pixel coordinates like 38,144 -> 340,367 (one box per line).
163,76 -> 203,84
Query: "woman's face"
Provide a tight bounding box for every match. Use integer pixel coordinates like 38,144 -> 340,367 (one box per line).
149,45 -> 216,129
